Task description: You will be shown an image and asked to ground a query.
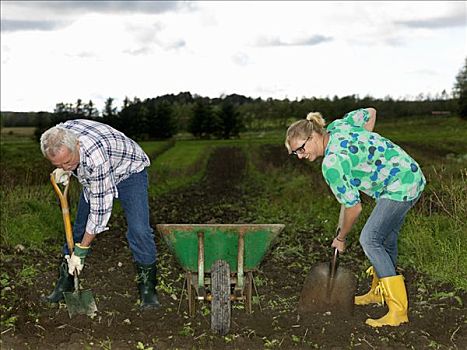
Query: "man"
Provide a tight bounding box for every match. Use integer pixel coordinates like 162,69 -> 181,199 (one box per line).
40,119 -> 160,310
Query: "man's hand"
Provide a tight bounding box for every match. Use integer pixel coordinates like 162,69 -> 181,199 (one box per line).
67,243 -> 90,275
52,168 -> 72,186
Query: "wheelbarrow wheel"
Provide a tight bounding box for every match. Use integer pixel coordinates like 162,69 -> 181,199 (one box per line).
211,260 -> 231,335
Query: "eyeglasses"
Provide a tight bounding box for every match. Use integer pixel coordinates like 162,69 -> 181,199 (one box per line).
291,136 -> 310,155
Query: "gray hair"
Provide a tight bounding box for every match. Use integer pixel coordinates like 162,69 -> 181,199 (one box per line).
284,112 -> 326,153
40,126 -> 78,157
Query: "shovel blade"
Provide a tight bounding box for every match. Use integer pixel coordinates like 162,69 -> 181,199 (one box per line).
63,290 -> 98,319
298,262 -> 356,316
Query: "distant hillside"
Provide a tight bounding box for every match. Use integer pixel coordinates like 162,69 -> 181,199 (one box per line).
0,111 -> 53,127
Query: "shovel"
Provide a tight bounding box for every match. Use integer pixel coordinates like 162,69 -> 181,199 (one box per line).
50,174 -> 97,318
297,205 -> 356,316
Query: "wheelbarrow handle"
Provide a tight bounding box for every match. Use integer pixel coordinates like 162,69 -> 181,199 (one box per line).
50,173 -> 74,252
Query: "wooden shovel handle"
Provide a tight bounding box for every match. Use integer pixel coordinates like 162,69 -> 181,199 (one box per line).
50,174 -> 74,252
330,205 -> 346,278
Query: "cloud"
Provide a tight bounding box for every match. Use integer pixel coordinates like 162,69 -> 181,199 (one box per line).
1,19 -> 69,32
162,39 -> 186,50
66,51 -> 98,59
300,35 -> 334,46
232,52 -> 251,66
125,22 -> 164,44
406,69 -> 437,76
255,84 -> 286,97
4,1 -> 193,16
383,36 -> 406,47
123,47 -> 154,56
124,22 -> 186,52
395,12 -> 466,29
255,34 -> 333,47
1,1 -> 196,33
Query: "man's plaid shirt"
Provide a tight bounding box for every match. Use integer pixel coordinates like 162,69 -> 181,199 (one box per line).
60,119 -> 150,235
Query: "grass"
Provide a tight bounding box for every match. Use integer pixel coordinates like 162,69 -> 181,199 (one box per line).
149,140 -> 213,197
0,127 -> 36,137
0,139 -> 44,163
0,185 -> 65,249
376,116 -> 467,156
399,166 -> 466,288
0,138 -> 64,250
139,140 -> 173,156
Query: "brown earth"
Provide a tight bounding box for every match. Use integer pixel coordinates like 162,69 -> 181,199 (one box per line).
1,146 -> 466,349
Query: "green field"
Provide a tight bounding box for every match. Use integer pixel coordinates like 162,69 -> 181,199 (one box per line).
1,116 -> 466,290
1,116 -> 466,349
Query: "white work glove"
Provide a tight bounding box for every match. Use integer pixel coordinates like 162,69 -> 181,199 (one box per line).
67,244 -> 90,275
68,254 -> 84,275
52,168 -> 72,186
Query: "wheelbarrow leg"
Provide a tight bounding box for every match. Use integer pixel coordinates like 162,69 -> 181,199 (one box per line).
245,271 -> 253,313
187,271 -> 196,317
197,232 -> 206,298
234,231 -> 245,297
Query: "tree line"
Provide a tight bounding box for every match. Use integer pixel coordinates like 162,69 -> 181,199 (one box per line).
1,92 -> 461,142
2,57 -> 466,141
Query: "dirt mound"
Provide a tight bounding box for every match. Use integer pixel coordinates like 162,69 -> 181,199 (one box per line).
152,147 -> 254,224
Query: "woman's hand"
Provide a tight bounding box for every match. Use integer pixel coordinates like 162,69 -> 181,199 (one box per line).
332,236 -> 346,253
364,107 -> 377,132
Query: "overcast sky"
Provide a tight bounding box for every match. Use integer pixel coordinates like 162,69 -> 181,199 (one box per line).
1,1 -> 466,112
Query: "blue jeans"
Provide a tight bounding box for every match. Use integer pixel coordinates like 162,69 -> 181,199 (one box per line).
63,169 -> 157,265
359,197 -> 419,278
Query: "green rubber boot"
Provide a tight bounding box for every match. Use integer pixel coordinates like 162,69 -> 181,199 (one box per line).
43,257 -> 74,303
136,262 -> 161,310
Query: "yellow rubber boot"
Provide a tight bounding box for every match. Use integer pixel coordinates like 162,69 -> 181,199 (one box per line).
365,275 -> 408,327
355,266 -> 383,306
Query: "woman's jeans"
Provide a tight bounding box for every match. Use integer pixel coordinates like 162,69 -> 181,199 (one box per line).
359,197 -> 419,278
63,169 -> 157,265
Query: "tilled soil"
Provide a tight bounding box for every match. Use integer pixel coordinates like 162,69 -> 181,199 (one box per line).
1,146 -> 466,349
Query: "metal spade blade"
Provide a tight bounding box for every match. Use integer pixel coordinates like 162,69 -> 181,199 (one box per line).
63,274 -> 97,318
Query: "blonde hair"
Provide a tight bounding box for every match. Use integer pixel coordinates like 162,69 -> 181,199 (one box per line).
284,112 -> 326,153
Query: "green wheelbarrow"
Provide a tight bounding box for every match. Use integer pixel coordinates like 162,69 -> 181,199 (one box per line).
156,224 -> 285,335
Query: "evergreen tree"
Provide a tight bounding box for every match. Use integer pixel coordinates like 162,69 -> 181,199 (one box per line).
188,100 -> 220,138
115,101 -> 145,138
102,97 -> 118,126
146,100 -> 177,139
453,57 -> 467,119
217,101 -> 243,138
188,100 -> 206,137
103,97 -> 117,118
75,99 -> 83,116
83,100 -> 99,118
52,102 -> 75,124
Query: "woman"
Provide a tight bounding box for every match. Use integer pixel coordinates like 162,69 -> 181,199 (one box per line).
285,108 -> 425,327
